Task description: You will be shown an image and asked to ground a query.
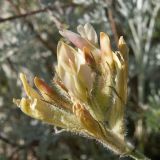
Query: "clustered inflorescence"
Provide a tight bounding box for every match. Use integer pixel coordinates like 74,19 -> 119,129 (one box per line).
14,23 -> 130,155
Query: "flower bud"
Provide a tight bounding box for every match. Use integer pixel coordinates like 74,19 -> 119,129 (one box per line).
34,77 -> 72,110
73,103 -> 103,138
56,41 -> 94,102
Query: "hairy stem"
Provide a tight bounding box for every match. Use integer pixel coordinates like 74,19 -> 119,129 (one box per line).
129,148 -> 150,160
98,131 -> 150,160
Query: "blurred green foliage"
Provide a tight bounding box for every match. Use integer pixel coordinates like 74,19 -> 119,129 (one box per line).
0,0 -> 160,159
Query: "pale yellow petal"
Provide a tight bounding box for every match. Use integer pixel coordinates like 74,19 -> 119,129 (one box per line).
20,73 -> 41,99
14,97 -> 83,132
62,72 -> 77,96
118,36 -> 129,61
118,37 -> 128,102
84,23 -> 98,44
100,32 -> 114,67
57,41 -> 75,61
78,64 -> 94,92
112,52 -> 122,70
75,50 -> 86,71
57,41 -> 76,73
77,25 -> 86,38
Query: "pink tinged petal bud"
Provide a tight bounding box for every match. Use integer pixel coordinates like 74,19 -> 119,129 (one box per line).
34,77 -> 72,111
34,77 -> 57,102
34,77 -> 54,97
59,29 -> 93,50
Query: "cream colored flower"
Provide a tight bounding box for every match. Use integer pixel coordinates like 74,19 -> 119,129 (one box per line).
13,23 -> 130,155
59,24 -> 128,129
56,41 -> 94,102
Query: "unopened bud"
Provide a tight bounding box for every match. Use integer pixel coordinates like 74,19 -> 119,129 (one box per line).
73,103 -> 103,138
34,77 -> 72,110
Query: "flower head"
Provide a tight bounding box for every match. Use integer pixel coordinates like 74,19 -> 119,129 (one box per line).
13,23 -> 129,155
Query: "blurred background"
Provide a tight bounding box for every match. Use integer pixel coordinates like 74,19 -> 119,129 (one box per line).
0,0 -> 160,160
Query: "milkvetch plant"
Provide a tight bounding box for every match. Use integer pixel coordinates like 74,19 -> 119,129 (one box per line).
13,23 -> 150,160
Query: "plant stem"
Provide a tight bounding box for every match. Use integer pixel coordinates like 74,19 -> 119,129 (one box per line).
98,131 -> 150,160
129,148 -> 150,160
